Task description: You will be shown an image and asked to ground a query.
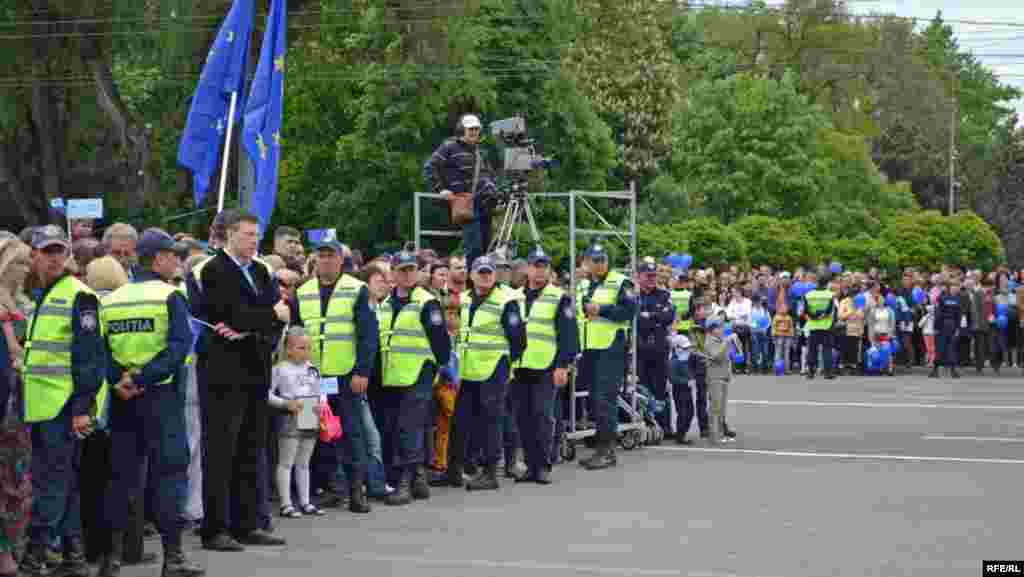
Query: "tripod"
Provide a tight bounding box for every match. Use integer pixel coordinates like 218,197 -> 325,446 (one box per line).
489,187 -> 543,260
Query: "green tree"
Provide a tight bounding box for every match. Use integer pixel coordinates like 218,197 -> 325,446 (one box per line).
730,215 -> 815,270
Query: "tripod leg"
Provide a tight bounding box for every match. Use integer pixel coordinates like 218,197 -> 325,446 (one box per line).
522,197 -> 542,249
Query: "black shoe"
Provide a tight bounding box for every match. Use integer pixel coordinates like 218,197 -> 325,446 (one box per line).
202,533 -> 244,552
20,543 -> 51,577
234,529 -> 285,547
161,546 -> 205,577
446,464 -> 465,488
466,465 -> 500,491
581,444 -> 616,470
723,427 -> 737,439
675,433 -> 692,446
411,466 -> 431,500
806,371 -> 816,380
533,467 -> 553,485
349,479 -> 372,513
699,430 -> 709,439
951,368 -> 961,379
59,536 -> 90,577
929,366 -> 939,379
824,372 -> 837,380
318,491 -> 346,509
98,530 -> 125,577
386,475 -> 412,506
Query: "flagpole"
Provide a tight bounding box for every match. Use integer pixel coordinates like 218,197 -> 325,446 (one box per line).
216,91 -> 239,214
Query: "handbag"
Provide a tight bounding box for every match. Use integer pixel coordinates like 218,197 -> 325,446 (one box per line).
319,401 -> 342,443
448,148 -> 481,226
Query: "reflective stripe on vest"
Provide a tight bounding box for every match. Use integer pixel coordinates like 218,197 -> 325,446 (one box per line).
23,276 -> 94,423
671,289 -> 692,332
381,287 -> 438,387
805,289 -> 834,331
520,284 -> 563,370
577,271 -> 629,350
460,288 -> 511,381
297,275 -> 363,375
100,280 -> 176,386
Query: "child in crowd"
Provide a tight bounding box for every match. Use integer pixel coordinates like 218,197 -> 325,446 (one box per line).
867,293 -> 897,376
269,328 -> 325,518
920,298 -> 937,366
702,318 -> 742,444
772,297 -> 795,375
750,297 -> 771,374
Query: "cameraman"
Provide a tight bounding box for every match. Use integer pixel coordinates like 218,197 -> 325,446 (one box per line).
429,114 -> 497,270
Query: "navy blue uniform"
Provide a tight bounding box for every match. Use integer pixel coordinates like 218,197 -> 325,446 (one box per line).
375,290 -> 451,484
513,288 -> 578,474
28,277 -> 104,552
636,287 -> 674,433
936,291 -> 966,368
103,271 -> 192,549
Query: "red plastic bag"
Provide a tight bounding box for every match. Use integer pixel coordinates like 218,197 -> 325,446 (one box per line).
319,402 -> 342,443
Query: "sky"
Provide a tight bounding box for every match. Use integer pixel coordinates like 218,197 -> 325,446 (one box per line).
849,0 -> 1024,121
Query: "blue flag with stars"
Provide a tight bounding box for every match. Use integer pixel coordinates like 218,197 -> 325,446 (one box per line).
176,0 -> 253,207
242,0 -> 287,233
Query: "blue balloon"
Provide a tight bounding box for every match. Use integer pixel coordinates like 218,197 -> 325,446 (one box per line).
912,287 -> 926,305
775,358 -> 786,376
853,293 -> 866,310
680,254 -> 693,270
885,294 -> 898,309
997,315 -> 1009,330
891,337 -> 901,353
879,342 -> 892,363
733,353 -> 745,365
724,323 -> 733,337
830,262 -> 842,274
867,346 -> 881,371
997,303 -> 1009,317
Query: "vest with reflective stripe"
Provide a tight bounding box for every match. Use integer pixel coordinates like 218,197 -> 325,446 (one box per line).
577,271 -> 629,350
297,275 -> 363,375
381,287 -> 438,387
805,289 -> 834,331
520,284 -> 563,370
173,284 -> 195,365
460,288 -> 511,381
671,289 -> 692,332
100,280 -> 176,386
23,276 -> 95,423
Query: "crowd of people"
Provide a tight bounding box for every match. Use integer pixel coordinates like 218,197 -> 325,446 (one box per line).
0,205 -> 1017,577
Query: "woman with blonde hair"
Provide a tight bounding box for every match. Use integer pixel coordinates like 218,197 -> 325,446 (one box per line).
84,255 -> 129,295
0,236 -> 34,576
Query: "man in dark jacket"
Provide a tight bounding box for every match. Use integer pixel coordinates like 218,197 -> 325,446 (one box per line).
932,278 -> 966,379
193,210 -> 289,551
429,114 -> 497,269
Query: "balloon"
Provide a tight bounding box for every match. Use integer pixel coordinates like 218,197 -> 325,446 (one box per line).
830,262 -> 842,274
733,353 -> 745,365
885,294 -> 898,309
997,303 -> 1009,317
681,254 -> 693,269
866,346 -> 881,371
997,315 -> 1009,330
879,342 -> 892,364
853,293 -> 866,310
724,323 -> 733,337
775,358 -> 786,376
912,287 -> 926,305
891,337 -> 901,353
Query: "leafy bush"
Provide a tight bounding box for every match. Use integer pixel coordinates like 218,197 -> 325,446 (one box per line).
729,215 -> 815,270
878,210 -> 1005,271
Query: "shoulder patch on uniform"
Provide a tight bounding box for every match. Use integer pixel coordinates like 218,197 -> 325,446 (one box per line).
563,306 -> 575,319
623,287 -> 635,300
80,309 -> 98,333
508,312 -> 520,326
430,309 -> 444,326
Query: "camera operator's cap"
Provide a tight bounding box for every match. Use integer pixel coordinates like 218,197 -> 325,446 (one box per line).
527,248 -> 551,265
472,256 -> 496,274
394,251 -> 418,270
137,228 -> 183,259
585,243 -> 608,261
462,114 -> 482,129
31,225 -> 71,250
637,257 -> 657,274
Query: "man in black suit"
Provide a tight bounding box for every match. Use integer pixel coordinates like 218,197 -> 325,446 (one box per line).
193,210 -> 290,551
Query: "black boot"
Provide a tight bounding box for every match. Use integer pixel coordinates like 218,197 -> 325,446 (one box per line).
951,367 -> 961,379
929,365 -> 939,378
445,461 -> 465,488
60,536 -> 91,577
411,466 -> 430,500
20,543 -> 51,577
466,463 -> 499,491
161,542 -> 205,577
98,531 -> 125,577
349,479 -> 371,513
386,474 -> 412,506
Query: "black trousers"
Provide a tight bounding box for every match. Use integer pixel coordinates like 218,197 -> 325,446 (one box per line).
637,348 -> 670,433
199,381 -> 268,540
807,330 -> 834,374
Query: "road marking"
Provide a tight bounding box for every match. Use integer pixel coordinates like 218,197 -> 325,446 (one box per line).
650,445 -> 1024,465
922,434 -> 1024,443
731,399 -> 1024,411
342,553 -> 767,576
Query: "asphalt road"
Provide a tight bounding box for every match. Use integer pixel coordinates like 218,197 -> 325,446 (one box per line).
121,369 -> 1023,577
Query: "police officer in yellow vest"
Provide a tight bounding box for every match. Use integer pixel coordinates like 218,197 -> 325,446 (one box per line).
802,272 -> 837,380
450,255 -> 526,491
97,229 -> 204,577
290,239 -> 378,513
494,253 -> 527,479
21,225 -> 105,577
577,242 -> 637,470
376,252 -> 451,505
511,248 -> 577,485
671,270 -> 694,335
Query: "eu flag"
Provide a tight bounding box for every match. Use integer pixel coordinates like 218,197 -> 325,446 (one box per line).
177,0 -> 253,207
242,0 -> 287,232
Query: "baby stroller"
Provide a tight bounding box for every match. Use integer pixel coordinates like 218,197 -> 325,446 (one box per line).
616,385 -> 658,450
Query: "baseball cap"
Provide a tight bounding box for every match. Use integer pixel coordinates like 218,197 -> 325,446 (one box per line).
31,225 -> 70,250
637,257 -> 657,274
527,248 -> 551,265
137,228 -> 182,258
394,251 -> 418,270
472,256 -> 496,274
462,114 -> 482,129
316,240 -> 344,254
585,243 -> 608,261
